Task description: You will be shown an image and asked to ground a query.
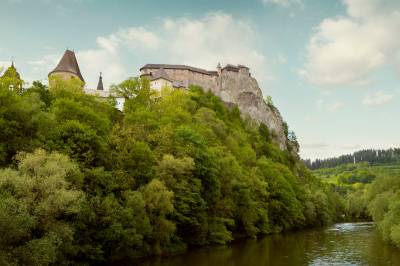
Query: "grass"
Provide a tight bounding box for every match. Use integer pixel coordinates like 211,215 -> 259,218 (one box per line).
313,162 -> 400,185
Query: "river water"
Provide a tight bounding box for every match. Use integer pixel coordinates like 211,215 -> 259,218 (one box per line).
138,222 -> 400,266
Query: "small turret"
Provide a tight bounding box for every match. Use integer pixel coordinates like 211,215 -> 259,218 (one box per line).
97,72 -> 104,91
217,62 -> 222,75
238,65 -> 250,76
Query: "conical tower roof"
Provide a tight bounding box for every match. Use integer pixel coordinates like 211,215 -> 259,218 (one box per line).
49,49 -> 85,82
97,72 -> 104,90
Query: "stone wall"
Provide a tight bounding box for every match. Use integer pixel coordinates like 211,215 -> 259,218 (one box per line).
141,67 -> 218,90
48,72 -> 80,88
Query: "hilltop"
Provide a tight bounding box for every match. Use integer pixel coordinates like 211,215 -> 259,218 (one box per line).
305,148 -> 400,170
0,76 -> 343,265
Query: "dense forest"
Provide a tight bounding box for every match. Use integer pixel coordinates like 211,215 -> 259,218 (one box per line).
314,162 -> 400,247
0,70 -> 346,265
305,148 -> 400,169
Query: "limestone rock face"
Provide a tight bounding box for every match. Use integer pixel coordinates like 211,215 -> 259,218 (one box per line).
214,74 -> 287,150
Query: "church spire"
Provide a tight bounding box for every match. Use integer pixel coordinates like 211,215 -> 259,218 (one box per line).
97,72 -> 104,91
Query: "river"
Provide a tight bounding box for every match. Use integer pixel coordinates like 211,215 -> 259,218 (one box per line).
137,222 -> 400,266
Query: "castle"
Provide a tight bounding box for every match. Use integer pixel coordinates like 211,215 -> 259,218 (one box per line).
48,50 -> 125,111
47,50 -> 288,149
140,63 -> 253,101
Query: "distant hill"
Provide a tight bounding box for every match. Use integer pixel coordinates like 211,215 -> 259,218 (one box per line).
304,148 -> 400,170
313,162 -> 400,185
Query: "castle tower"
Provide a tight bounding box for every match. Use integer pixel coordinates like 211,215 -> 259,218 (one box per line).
97,72 -> 104,91
217,62 -> 222,74
1,60 -> 23,93
48,49 -> 85,84
216,62 -> 222,90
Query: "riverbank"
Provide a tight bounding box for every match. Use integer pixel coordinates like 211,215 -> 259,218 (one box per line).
130,222 -> 400,266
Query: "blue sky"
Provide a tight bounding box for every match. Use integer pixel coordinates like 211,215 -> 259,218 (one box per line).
1,0 -> 399,160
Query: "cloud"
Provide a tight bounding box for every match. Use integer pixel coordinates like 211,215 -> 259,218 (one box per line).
116,27 -> 160,50
262,0 -> 302,8
301,0 -> 400,87
315,98 -> 343,112
37,12 -> 269,90
362,90 -> 394,106
71,26 -> 159,89
302,142 -> 329,149
77,48 -> 127,90
327,101 -> 343,112
340,144 -> 361,150
0,61 -> 11,74
160,13 -> 268,80
274,53 -> 288,65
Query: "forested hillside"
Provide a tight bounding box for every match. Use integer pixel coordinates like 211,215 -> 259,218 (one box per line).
305,149 -> 400,169
314,162 -> 400,247
0,76 -> 344,265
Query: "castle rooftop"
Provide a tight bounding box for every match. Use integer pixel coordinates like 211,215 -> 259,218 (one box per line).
96,72 -> 104,91
140,64 -> 217,76
49,49 -> 85,82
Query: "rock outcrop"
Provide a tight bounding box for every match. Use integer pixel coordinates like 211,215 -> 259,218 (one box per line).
216,72 -> 287,150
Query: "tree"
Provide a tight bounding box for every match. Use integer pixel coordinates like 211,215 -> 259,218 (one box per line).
142,179 -> 175,254
111,77 -> 154,112
0,149 -> 84,265
0,63 -> 24,94
49,75 -> 84,95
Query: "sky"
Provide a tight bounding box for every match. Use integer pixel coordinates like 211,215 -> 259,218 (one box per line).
1,0 -> 399,160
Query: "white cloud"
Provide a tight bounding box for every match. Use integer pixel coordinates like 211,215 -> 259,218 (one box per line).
301,0 -> 400,87
362,90 -> 394,106
116,27 -> 160,50
340,144 -> 361,150
57,12 -> 268,90
0,61 -> 11,74
327,101 -> 344,112
161,13 -> 268,80
302,142 -> 329,149
315,98 -> 343,112
77,48 -> 127,90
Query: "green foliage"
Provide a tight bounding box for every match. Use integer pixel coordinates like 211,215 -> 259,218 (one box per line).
367,175 -> 400,246
0,78 -> 343,264
307,148 -> 400,169
49,75 -> 84,95
314,161 -> 400,247
0,149 -> 84,265
0,64 -> 24,94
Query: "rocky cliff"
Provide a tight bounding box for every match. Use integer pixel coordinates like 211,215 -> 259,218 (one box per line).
213,71 -> 288,150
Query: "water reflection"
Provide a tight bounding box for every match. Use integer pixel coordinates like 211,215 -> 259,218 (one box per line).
136,223 -> 400,266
